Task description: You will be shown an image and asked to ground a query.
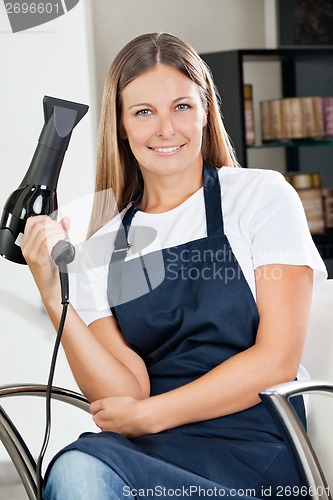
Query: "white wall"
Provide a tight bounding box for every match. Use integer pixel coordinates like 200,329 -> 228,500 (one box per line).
0,0 -> 98,470
301,279 -> 333,490
91,0 -> 267,112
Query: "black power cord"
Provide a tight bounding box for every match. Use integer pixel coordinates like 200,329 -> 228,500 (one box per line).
36,240 -> 75,500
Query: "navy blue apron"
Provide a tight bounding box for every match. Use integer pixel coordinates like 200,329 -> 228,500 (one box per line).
46,161 -> 306,498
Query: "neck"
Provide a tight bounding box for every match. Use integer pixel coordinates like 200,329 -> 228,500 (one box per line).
138,161 -> 204,213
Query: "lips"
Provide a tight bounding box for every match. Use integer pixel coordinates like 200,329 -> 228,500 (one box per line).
149,144 -> 184,154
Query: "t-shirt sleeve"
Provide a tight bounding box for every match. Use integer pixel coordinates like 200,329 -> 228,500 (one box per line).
250,171 -> 327,286
72,264 -> 112,326
70,224 -> 117,326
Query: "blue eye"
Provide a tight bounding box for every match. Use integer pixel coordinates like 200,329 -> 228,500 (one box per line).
136,109 -> 151,116
176,103 -> 190,111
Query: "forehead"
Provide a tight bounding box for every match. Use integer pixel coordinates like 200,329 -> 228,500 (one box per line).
121,64 -> 202,104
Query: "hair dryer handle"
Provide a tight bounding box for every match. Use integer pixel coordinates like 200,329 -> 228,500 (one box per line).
51,240 -> 75,266
51,240 -> 75,304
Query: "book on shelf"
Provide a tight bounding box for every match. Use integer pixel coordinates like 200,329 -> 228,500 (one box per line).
259,100 -> 273,142
243,84 -> 255,145
301,97 -> 324,138
323,97 -> 333,137
269,99 -> 285,141
282,98 -> 304,139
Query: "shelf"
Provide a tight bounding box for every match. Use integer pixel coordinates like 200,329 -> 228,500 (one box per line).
200,48 -> 333,170
200,48 -> 333,276
234,48 -> 333,62
248,139 -> 333,150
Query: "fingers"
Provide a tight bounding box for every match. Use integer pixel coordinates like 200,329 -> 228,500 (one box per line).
21,215 -> 70,266
90,400 -> 106,430
90,399 -> 103,416
89,397 -> 143,437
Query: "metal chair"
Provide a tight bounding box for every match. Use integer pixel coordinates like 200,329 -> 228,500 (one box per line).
0,380 -> 332,499
294,278 -> 333,494
260,380 -> 333,500
0,384 -> 89,500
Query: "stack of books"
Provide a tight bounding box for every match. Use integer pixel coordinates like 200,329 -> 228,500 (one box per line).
285,173 -> 333,234
285,172 -> 325,234
259,96 -> 333,143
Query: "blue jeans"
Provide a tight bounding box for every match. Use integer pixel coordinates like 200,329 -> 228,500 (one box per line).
44,450 -> 128,499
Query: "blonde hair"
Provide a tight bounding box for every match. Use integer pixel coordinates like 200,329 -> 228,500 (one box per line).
87,32 -> 238,238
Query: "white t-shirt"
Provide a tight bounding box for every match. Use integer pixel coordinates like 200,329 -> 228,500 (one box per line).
71,167 -> 327,326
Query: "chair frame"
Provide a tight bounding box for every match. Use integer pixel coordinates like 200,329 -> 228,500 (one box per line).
260,380 -> 333,500
0,384 -> 89,500
0,381 -> 332,500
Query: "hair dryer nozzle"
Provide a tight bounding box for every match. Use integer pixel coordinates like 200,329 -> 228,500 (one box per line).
20,96 -> 89,189
43,96 -> 89,129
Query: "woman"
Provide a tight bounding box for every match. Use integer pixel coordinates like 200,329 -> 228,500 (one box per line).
22,32 -> 327,499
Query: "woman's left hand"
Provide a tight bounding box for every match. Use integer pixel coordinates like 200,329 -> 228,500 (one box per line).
90,396 -> 150,438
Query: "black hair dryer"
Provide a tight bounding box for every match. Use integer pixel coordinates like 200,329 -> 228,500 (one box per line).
0,96 -> 89,264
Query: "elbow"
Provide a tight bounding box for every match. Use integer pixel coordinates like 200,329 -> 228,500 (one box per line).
271,352 -> 303,385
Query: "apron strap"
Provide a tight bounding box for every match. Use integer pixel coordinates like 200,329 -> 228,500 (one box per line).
203,161 -> 224,237
112,203 -> 138,260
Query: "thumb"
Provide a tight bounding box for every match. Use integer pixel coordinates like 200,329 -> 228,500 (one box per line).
60,217 -> 71,234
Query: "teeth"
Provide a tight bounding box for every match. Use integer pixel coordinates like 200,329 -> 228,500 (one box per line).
152,146 -> 180,153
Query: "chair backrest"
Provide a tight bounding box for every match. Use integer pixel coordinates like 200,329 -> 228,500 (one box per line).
301,279 -> 333,491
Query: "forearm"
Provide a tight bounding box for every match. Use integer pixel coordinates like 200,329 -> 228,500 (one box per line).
140,343 -> 299,434
89,340 -> 302,438
21,215 -> 148,402
44,295 -> 147,402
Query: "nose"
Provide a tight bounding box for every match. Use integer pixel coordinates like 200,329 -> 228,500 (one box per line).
156,114 -> 175,139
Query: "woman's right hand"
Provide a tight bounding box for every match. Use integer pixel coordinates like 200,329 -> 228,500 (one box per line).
21,215 -> 70,303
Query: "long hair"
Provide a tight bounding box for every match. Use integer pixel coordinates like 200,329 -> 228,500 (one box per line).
87,32 -> 238,238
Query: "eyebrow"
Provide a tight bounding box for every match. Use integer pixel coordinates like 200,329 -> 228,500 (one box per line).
128,96 -> 194,110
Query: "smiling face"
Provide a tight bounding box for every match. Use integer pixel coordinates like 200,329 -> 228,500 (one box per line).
120,64 -> 208,182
